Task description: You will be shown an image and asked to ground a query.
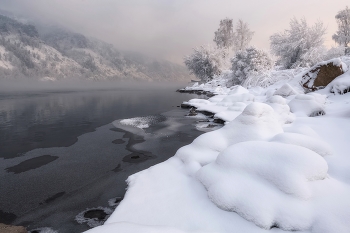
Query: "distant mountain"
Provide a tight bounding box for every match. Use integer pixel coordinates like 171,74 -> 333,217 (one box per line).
0,14 -> 190,81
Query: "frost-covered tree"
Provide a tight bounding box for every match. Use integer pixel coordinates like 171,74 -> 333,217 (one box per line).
270,18 -> 326,69
231,47 -> 273,84
232,19 -> 254,53
214,18 -> 234,50
332,6 -> 350,48
184,45 -> 222,82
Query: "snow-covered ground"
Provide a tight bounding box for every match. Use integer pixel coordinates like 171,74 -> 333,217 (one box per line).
86,65 -> 350,233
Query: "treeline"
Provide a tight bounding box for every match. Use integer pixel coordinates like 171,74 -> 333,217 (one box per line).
184,6 -> 350,85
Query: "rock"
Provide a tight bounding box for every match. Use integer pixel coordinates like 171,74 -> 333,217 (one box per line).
0,224 -> 27,233
180,103 -> 192,109
301,58 -> 345,91
187,107 -> 197,116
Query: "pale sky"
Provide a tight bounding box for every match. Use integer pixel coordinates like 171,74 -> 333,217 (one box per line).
0,0 -> 348,63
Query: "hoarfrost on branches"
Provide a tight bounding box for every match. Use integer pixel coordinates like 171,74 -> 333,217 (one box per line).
231,47 -> 273,85
213,18 -> 234,51
332,6 -> 350,48
232,19 -> 254,53
184,45 -> 223,82
270,18 -> 326,69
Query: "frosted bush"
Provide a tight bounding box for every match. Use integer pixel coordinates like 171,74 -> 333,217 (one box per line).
231,47 -> 273,85
270,18 -> 326,69
184,45 -> 223,82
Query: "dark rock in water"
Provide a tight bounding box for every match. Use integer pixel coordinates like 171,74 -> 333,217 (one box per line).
83,209 -> 107,221
197,119 -> 210,123
213,118 -> 225,124
0,223 -> 27,233
187,107 -> 197,116
176,89 -> 216,97
197,111 -> 214,117
180,103 -> 192,109
205,124 -> 218,128
301,59 -> 344,91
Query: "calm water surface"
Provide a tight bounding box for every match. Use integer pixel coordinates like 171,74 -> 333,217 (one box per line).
0,87 -> 204,232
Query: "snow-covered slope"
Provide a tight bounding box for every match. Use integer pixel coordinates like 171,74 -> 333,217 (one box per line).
0,14 -> 190,81
86,65 -> 350,233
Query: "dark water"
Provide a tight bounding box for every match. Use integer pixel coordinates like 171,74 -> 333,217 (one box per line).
0,88 -> 193,159
0,87 -> 204,232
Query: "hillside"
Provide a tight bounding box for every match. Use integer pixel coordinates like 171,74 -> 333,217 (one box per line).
0,14 -> 190,82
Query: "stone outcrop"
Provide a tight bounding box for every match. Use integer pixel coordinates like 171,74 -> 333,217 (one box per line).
0,224 -> 27,233
301,58 -> 345,91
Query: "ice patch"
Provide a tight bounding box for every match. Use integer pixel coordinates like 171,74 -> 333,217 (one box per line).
120,115 -> 166,129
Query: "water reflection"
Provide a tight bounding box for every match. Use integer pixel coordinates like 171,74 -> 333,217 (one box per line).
0,88 -> 195,159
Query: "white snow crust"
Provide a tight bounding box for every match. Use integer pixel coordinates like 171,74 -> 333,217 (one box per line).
86,64 -> 350,233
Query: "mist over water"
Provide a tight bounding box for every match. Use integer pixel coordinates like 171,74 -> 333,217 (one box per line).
0,79 -> 190,93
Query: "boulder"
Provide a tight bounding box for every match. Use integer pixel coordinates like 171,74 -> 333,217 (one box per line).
301,58 -> 345,91
0,224 -> 27,233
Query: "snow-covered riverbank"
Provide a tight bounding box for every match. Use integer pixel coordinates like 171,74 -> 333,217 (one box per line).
86,64 -> 350,233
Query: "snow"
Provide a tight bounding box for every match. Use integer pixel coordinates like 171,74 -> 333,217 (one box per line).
86,61 -> 350,233
288,94 -> 326,117
273,83 -> 299,97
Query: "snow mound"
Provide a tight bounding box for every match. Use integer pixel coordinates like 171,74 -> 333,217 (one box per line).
214,102 -> 247,122
176,103 -> 283,172
273,83 -> 299,97
197,141 -> 328,230
84,222 -> 213,233
228,85 -> 249,95
120,115 -> 166,129
288,94 -> 325,117
221,93 -> 254,103
266,95 -> 295,124
328,69 -> 350,94
271,132 -> 333,157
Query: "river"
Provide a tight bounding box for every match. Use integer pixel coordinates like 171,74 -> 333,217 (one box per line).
0,86 -> 204,232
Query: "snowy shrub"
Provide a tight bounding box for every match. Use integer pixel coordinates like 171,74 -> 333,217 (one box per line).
230,47 -> 273,85
184,45 -> 223,82
270,18 -> 326,69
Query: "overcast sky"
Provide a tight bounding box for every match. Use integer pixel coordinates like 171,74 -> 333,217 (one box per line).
0,0 -> 348,63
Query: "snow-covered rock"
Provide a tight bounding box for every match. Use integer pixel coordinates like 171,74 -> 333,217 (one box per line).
288,94 -> 325,117
301,58 -> 345,91
273,83 -> 299,97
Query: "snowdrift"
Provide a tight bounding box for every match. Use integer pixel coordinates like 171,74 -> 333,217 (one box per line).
86,64 -> 350,233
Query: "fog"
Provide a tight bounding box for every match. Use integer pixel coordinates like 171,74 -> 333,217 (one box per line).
0,79 -> 190,93
0,0 -> 348,63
